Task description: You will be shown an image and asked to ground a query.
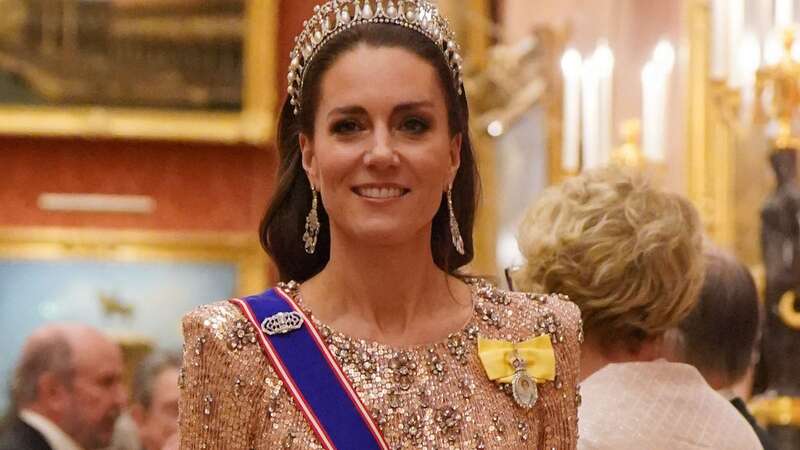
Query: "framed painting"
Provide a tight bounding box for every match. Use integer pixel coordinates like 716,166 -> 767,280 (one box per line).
0,0 -> 277,143
0,227 -> 268,411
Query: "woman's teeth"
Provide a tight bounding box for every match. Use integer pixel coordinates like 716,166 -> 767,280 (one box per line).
356,187 -> 406,199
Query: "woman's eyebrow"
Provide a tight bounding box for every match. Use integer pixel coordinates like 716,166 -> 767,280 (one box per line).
393,101 -> 435,114
326,101 -> 435,119
327,105 -> 367,118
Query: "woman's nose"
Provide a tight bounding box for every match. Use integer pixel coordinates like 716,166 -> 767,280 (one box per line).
364,126 -> 399,167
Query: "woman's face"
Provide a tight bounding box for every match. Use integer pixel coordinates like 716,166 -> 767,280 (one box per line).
301,45 -> 461,248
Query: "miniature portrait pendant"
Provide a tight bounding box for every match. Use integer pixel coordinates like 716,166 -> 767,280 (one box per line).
510,351 -> 538,409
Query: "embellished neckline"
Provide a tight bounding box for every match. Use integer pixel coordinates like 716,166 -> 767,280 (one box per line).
276,279 -> 484,353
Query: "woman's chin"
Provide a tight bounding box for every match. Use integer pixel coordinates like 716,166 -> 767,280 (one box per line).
338,223 -> 427,248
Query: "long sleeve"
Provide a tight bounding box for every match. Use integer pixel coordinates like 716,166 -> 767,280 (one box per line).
178,302 -> 267,450
537,296 -> 582,450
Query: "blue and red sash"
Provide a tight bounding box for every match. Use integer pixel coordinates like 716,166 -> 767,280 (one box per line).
230,288 -> 389,450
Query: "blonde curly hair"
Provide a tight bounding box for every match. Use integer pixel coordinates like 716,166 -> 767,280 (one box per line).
515,167 -> 705,346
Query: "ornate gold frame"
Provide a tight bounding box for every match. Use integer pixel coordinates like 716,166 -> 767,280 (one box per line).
0,0 -> 278,144
686,0 -> 737,248
0,227 -> 268,297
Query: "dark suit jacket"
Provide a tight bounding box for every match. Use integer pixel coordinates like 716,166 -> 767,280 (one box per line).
0,417 -> 53,450
731,397 -> 777,450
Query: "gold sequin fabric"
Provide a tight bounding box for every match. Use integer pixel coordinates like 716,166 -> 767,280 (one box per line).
178,279 -> 581,449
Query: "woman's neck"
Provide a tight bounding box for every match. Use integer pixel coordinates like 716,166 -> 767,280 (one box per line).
580,334 -> 666,381
299,230 -> 472,346
580,339 -> 614,382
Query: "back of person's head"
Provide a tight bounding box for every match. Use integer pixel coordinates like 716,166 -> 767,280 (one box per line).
515,167 -> 705,349
673,249 -> 761,388
130,351 -> 181,450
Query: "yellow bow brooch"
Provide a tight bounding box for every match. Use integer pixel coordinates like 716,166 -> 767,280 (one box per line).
477,335 -> 556,408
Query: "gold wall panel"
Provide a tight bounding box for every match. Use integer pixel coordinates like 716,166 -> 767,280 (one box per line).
686,0 -> 736,250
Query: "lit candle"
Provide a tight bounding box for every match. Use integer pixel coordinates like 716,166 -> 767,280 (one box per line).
739,33 -> 762,78
654,40 -> 676,76
581,57 -> 600,170
738,33 -> 761,123
775,0 -> 794,30
561,49 -> 582,173
727,0 -> 745,87
754,0 -> 772,41
641,62 -> 658,162
764,30 -> 782,65
642,41 -> 675,162
593,43 -> 615,166
711,0 -> 729,79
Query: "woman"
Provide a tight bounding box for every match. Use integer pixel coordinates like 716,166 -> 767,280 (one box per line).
515,167 -> 762,450
179,1 -> 580,449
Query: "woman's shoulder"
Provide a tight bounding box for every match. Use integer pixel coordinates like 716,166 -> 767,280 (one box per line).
181,298 -> 270,364
182,300 -> 250,341
184,299 -> 243,320
469,277 -> 583,343
179,298 -> 305,448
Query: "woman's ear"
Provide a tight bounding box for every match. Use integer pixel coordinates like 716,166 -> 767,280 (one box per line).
447,133 -> 463,187
299,133 -> 319,188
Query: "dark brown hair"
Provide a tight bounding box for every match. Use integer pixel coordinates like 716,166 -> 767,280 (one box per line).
260,23 -> 479,282
677,249 -> 761,385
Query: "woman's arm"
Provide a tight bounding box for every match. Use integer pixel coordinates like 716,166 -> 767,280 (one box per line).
178,303 -> 264,450
540,297 -> 582,450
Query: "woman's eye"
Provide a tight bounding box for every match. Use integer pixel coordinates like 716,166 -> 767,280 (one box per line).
400,117 -> 430,134
331,120 -> 362,135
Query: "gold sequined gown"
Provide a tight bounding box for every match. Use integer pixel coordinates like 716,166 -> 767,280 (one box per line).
179,279 -> 581,449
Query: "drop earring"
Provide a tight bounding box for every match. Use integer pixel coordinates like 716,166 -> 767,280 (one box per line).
448,186 -> 465,255
303,185 -> 320,254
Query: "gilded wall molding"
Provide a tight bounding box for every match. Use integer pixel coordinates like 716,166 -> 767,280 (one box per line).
686,0 -> 736,248
0,227 -> 268,296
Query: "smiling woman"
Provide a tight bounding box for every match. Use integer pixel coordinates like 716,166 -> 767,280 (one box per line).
300,44 -> 464,265
266,21 -> 477,282
178,1 -> 582,449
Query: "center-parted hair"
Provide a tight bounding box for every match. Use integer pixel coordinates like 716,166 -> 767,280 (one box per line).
260,23 -> 479,282
515,167 -> 705,346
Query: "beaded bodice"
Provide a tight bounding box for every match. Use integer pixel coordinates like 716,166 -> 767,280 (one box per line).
178,279 -> 581,449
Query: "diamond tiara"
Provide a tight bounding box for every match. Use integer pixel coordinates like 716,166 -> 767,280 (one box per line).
287,0 -> 464,116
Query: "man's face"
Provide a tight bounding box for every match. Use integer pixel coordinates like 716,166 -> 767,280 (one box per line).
135,367 -> 179,450
62,337 -> 127,449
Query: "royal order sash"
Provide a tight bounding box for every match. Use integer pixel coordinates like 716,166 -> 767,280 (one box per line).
230,289 -> 389,450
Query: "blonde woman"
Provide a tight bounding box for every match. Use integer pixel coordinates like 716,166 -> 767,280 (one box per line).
516,168 -> 762,450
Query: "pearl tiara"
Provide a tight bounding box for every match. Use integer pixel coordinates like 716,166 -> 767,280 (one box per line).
287,0 -> 464,116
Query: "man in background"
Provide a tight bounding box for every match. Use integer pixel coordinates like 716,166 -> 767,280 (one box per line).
668,248 -> 776,450
0,323 -> 127,450
129,352 -> 180,450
